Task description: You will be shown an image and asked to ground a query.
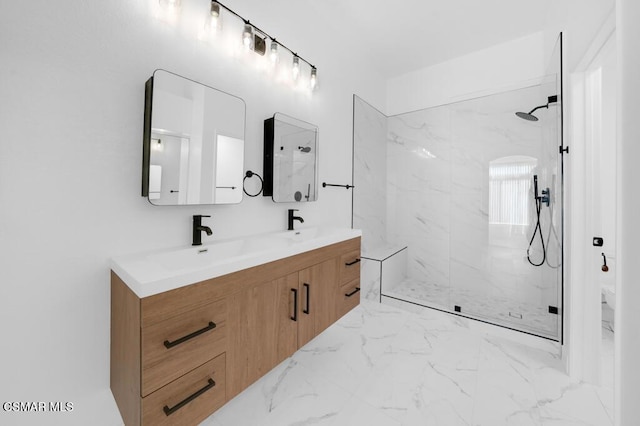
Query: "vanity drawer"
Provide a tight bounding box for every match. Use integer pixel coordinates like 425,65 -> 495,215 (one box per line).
141,299 -> 227,396
337,278 -> 360,319
142,353 -> 226,426
339,249 -> 361,284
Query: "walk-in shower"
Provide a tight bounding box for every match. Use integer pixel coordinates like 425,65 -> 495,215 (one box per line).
353,36 -> 564,341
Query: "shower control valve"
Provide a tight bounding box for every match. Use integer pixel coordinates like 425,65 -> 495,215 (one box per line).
539,188 -> 550,207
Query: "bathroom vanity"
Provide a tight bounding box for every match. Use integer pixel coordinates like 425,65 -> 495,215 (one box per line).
110,228 -> 361,425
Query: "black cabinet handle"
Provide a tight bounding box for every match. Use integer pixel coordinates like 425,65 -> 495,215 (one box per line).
164,321 -> 216,349
345,287 -> 360,297
345,258 -> 361,266
291,288 -> 298,321
163,378 -> 215,416
303,283 -> 310,315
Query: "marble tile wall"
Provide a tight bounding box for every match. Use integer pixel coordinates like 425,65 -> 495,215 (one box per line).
361,258 -> 381,302
352,96 -> 388,253
387,107 -> 451,291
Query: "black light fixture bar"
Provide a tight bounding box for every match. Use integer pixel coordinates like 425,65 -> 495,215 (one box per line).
212,0 -> 316,70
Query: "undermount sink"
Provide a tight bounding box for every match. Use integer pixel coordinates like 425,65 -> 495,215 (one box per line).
111,226 -> 362,298
273,227 -> 321,242
147,239 -> 245,271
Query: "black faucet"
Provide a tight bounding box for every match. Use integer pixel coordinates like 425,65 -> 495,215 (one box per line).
287,209 -> 304,231
192,215 -> 212,246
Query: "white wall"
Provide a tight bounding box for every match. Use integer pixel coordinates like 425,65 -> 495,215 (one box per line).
0,1 -> 385,424
616,0 -> 640,423
386,32 -> 546,115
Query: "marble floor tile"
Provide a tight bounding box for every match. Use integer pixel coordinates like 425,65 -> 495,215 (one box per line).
384,278 -> 559,338
210,358 -> 350,426
326,395 -> 401,426
536,383 -> 613,426
292,321 -> 388,394
202,301 -> 613,426
400,361 -> 477,425
354,351 -> 433,421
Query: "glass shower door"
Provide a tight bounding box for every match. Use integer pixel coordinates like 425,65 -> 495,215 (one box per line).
447,83 -> 561,339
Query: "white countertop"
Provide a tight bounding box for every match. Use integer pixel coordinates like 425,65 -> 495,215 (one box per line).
111,227 -> 362,298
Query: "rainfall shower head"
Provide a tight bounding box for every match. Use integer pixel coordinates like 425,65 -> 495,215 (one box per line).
298,146 -> 311,153
516,111 -> 539,121
515,95 -> 558,122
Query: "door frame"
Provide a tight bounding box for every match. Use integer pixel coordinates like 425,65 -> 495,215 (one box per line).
565,11 -> 616,385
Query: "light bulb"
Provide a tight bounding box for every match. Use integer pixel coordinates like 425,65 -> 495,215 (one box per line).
152,138 -> 164,152
160,0 -> 180,8
209,2 -> 221,31
292,55 -> 300,80
158,0 -> 181,21
310,67 -> 317,90
242,23 -> 253,50
269,41 -> 278,63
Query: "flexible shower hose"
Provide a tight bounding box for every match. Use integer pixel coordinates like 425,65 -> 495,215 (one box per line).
527,196 -> 546,267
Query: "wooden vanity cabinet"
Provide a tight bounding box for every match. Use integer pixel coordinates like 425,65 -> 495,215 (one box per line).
297,259 -> 340,347
111,237 -> 360,425
226,273 -> 299,398
337,249 -> 362,319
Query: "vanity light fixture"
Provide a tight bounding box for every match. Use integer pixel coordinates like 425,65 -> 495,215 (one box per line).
203,0 -> 318,90
292,55 -> 300,80
310,67 -> 317,90
151,138 -> 164,152
159,0 -> 181,11
158,0 -> 181,22
269,40 -> 279,63
242,22 -> 253,50
209,1 -> 221,31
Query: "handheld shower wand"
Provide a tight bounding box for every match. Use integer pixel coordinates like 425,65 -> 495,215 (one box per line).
528,174 -> 551,266
533,175 -> 550,207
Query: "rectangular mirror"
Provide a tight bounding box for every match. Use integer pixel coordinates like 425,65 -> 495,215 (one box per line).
263,113 -> 318,203
142,69 -> 246,205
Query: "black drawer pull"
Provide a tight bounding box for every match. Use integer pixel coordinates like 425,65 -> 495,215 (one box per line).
163,378 -> 215,416
345,258 -> 361,266
164,321 -> 216,349
291,288 -> 298,321
345,287 -> 360,297
303,283 -> 310,315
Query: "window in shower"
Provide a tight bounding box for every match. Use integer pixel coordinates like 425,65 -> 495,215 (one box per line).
489,156 -> 537,226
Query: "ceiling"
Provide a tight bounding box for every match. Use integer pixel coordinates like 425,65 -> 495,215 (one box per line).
311,0 -> 554,78
235,0 -> 553,79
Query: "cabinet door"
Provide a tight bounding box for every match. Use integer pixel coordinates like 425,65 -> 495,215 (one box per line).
226,273 -> 298,399
297,258 -> 339,348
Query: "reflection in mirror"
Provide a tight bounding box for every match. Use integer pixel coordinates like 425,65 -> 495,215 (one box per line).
142,69 -> 245,205
263,113 -> 318,203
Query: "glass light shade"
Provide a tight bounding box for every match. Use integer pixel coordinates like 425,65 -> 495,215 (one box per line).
292,56 -> 300,80
269,41 -> 278,63
158,0 -> 181,22
310,68 -> 317,90
209,2 -> 221,31
159,0 -> 181,11
242,23 -> 253,50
